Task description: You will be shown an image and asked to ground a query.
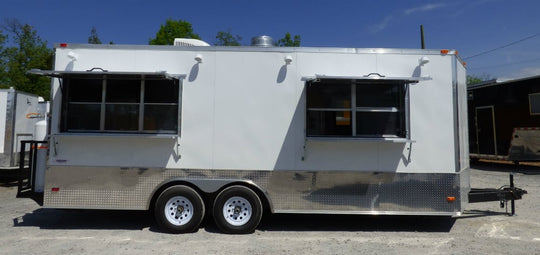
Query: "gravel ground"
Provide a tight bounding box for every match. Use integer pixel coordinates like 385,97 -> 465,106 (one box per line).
1,162 -> 539,255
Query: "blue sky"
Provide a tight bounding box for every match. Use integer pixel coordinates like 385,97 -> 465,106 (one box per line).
1,0 -> 539,80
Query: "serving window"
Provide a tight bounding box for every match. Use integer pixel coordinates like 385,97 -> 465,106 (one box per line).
306,78 -> 409,138
62,74 -> 180,134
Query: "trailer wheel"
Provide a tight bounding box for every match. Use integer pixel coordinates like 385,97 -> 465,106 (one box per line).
155,185 -> 205,233
213,185 -> 263,234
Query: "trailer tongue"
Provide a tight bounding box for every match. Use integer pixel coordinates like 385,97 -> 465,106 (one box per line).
468,173 -> 527,215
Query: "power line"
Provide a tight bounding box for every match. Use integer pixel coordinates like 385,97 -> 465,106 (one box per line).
464,32 -> 540,60
468,56 -> 540,70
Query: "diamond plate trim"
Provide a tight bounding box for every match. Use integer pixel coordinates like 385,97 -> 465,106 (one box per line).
44,166 -> 465,215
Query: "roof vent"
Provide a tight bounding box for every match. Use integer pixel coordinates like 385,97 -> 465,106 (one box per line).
251,36 -> 274,47
173,38 -> 210,46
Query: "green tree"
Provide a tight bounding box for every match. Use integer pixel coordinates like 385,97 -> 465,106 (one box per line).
149,18 -> 200,45
88,27 -> 102,44
467,74 -> 494,85
277,32 -> 301,47
0,19 -> 52,98
467,75 -> 482,85
215,29 -> 242,46
0,30 -> 8,87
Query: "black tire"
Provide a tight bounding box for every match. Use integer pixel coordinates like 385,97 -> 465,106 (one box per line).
213,185 -> 263,234
155,185 -> 205,233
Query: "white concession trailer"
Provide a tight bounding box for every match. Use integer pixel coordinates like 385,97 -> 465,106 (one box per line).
23,40 -> 475,234
1,88 -> 47,169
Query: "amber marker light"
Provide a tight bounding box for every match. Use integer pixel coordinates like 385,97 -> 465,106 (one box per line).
447,196 -> 456,202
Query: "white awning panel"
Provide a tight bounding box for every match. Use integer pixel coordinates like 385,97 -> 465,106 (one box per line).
27,69 -> 186,80
302,73 -> 432,83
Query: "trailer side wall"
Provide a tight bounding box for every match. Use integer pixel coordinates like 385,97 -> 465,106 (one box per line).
0,91 -> 7,155
43,46 -> 467,215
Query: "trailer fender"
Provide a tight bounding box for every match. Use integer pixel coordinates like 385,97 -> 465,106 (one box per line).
147,178 -> 274,212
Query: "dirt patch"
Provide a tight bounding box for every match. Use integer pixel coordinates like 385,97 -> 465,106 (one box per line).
1,167 -> 539,255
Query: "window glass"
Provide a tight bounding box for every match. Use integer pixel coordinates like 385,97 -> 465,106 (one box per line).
356,83 -> 401,107
61,75 -> 179,134
307,111 -> 352,136
356,112 -> 403,137
307,82 -> 350,109
106,79 -> 140,103
145,79 -> 179,103
67,78 -> 102,102
105,105 -> 139,131
66,104 -> 101,131
530,93 -> 540,115
144,105 -> 178,132
306,79 -> 407,138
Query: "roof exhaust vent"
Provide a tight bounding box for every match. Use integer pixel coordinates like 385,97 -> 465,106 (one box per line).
174,38 -> 210,46
251,35 -> 275,47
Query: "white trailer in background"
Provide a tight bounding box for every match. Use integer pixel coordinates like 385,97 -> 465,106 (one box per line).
23,39 -> 475,234
0,88 -> 47,169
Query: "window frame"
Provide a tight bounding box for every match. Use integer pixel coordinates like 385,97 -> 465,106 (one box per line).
305,78 -> 413,140
60,73 -> 182,135
529,92 -> 540,115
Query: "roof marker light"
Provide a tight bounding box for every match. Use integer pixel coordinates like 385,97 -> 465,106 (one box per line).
60,43 -> 68,48
440,49 -> 449,54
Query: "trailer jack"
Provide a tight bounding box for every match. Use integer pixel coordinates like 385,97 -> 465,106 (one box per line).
468,173 -> 527,216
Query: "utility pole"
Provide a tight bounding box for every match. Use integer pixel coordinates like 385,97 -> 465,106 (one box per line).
420,25 -> 425,49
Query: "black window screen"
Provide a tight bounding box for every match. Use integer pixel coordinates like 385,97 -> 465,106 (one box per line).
356,83 -> 401,108
144,79 -> 179,132
307,79 -> 407,138
62,75 -> 179,134
106,79 -> 140,103
67,78 -> 102,102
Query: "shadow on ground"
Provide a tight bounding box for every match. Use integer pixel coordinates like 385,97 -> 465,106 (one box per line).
14,208 -> 457,234
256,214 -> 456,233
13,208 -> 155,231
202,214 -> 457,233
0,172 -> 21,187
457,210 -> 511,219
